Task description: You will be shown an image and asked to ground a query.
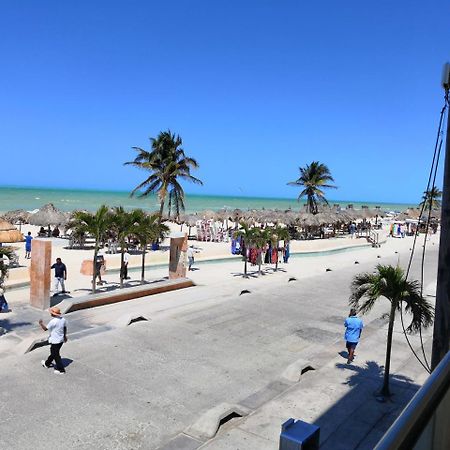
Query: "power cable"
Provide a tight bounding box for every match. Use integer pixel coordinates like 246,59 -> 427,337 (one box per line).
401,92 -> 449,374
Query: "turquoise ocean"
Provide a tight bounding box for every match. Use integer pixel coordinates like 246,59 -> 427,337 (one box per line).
0,186 -> 416,214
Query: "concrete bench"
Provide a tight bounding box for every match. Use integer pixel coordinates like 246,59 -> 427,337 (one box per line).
58,277 -> 194,314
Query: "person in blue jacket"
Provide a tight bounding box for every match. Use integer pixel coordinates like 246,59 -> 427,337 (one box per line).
25,231 -> 33,259
344,308 -> 363,364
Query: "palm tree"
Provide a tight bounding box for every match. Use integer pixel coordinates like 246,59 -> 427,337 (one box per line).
270,226 -> 290,271
111,207 -> 142,288
131,210 -> 169,283
235,222 -> 255,278
124,130 -> 203,222
288,161 -> 336,214
250,227 -> 272,275
66,205 -> 112,293
0,247 -> 14,283
420,186 -> 442,210
349,264 -> 434,397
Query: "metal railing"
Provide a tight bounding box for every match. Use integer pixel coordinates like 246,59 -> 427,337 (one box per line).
375,351 -> 450,450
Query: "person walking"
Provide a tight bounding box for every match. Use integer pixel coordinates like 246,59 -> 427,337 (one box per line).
39,306 -> 68,374
187,245 -> 199,271
0,282 -> 11,313
51,257 -> 67,296
25,231 -> 33,259
121,249 -> 130,280
344,308 -> 363,364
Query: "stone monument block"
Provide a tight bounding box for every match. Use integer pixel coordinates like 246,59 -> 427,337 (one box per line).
30,239 -> 51,310
169,233 -> 188,279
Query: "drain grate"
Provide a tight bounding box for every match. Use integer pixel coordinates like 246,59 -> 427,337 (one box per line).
217,411 -> 242,431
301,366 -> 315,375
239,290 -> 251,296
129,316 -> 148,325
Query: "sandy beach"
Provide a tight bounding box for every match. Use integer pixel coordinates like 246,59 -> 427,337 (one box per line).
4,220 -> 387,293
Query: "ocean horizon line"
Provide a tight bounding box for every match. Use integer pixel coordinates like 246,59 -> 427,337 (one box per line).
0,185 -> 417,208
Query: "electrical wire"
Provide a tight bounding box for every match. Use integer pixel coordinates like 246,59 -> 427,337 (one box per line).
401,91 -> 449,374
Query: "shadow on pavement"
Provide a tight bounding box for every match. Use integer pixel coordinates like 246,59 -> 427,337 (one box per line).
0,318 -> 33,332
314,360 -> 420,450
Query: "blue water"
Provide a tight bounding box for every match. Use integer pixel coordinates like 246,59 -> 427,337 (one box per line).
0,186 -> 416,214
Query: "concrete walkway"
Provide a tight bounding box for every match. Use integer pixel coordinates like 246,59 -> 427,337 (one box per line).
0,234 -> 438,449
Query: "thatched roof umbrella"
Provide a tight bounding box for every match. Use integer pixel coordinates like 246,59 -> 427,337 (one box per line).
300,214 -> 321,227
315,211 -> 339,225
215,209 -> 230,221
29,203 -> 70,226
1,209 -> 31,224
200,210 -> 217,220
180,214 -> 199,227
0,220 -> 23,243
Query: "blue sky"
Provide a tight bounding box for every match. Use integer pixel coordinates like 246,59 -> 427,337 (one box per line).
1,1 -> 449,204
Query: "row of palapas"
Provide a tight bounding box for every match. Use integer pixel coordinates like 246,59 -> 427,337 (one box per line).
1,202 -> 428,229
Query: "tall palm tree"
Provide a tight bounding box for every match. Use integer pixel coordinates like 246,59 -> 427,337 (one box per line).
288,161 -> 336,214
349,264 -> 434,397
420,186 -> 442,210
124,130 -> 203,222
66,205 -> 112,293
0,247 -> 14,283
131,210 -> 169,283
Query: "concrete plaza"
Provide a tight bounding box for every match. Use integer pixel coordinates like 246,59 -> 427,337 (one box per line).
0,234 -> 438,449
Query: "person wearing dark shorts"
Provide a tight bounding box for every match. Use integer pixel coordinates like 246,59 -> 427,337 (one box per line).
344,308 -> 363,364
25,231 -> 33,259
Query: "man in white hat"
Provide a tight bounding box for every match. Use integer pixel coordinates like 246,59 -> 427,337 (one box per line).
38,306 -> 68,374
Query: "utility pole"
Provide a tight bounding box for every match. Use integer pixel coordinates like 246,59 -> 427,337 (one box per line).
431,63 -> 450,370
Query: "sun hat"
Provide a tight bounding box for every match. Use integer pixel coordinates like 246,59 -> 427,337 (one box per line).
49,306 -> 62,317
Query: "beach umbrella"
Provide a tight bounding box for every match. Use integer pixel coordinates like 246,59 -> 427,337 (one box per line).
1,209 -> 31,224
300,214 -> 321,227
0,220 -> 23,243
29,203 -> 70,226
180,214 -> 199,227
200,209 -> 217,220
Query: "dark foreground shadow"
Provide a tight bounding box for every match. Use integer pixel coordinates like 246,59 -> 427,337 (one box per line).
314,360 -> 420,450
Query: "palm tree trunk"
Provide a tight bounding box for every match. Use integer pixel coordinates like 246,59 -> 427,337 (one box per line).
92,245 -> 98,294
141,246 -> 146,284
120,249 -> 124,288
158,198 -> 165,225
381,300 -> 397,397
275,241 -> 279,271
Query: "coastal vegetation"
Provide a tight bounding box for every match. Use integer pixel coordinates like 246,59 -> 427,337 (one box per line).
67,205 -> 112,293
349,264 -> 434,397
236,223 -> 290,277
288,161 -> 336,214
420,186 -> 442,210
130,210 -> 169,284
67,206 -> 170,292
124,130 -> 203,223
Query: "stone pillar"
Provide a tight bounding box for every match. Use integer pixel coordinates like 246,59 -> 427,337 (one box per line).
169,233 -> 188,279
30,240 -> 52,309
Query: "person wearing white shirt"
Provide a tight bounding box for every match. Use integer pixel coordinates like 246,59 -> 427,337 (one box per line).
38,306 -> 68,374
122,249 -> 131,280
